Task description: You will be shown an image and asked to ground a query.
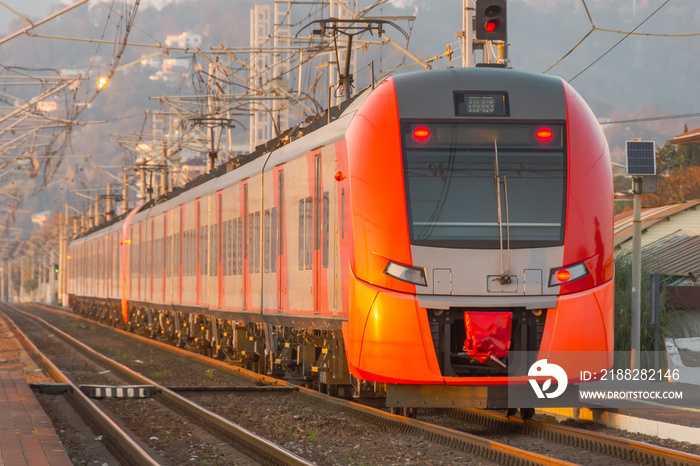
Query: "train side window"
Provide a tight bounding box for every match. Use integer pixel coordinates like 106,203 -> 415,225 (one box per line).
223,220 -> 229,276
248,213 -> 254,273
264,209 -> 270,273
323,191 -> 329,269
271,206 -> 277,273
183,231 -> 187,276
298,199 -> 304,270
210,224 -> 217,277
254,211 -> 261,273
166,235 -> 171,278
130,226 -> 136,282
305,196 -> 313,270
184,231 -> 189,276
237,217 -> 243,275
231,219 -> 237,276
173,232 -> 178,277
229,219 -> 235,275
200,225 -> 208,276
186,230 -> 191,276
182,231 -> 187,276
153,238 -> 158,278
224,220 -> 234,275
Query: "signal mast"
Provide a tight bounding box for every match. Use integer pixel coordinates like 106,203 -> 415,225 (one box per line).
462,0 -> 508,67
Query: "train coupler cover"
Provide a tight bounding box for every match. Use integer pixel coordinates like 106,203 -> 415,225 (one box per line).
463,311 -> 512,363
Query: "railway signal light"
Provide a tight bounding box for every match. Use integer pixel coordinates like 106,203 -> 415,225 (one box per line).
475,0 -> 507,42
54,263 -> 59,274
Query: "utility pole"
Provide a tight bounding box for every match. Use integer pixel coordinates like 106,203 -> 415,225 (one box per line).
625,140 -> 656,371
122,173 -> 129,213
461,0 -> 475,67
631,176 -> 642,370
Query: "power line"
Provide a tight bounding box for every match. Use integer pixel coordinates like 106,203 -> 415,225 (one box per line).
568,0 -> 670,82
600,113 -> 700,126
545,0 -> 680,77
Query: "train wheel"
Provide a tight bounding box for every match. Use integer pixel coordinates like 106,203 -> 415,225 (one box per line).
506,408 -> 517,417
390,407 -> 417,418
520,408 -> 535,420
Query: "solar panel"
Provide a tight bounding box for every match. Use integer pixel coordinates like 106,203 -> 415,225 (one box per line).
626,140 -> 656,175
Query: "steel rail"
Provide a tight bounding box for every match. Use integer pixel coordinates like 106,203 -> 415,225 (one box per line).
6,304 -> 312,466
453,408 -> 700,466
0,306 -> 160,466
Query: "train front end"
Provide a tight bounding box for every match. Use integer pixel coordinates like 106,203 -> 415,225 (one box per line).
341,68 -> 613,408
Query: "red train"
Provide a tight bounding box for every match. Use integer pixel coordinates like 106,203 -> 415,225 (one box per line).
67,67 -> 614,413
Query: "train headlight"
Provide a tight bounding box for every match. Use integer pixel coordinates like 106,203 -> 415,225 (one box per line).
548,262 -> 589,287
384,261 -> 428,287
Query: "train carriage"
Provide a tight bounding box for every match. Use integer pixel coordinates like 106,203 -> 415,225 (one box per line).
67,67 -> 614,410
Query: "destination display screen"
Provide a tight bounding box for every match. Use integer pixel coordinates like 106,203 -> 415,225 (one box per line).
454,92 -> 509,116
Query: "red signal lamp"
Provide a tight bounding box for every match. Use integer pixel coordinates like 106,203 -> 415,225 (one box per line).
413,126 -> 431,142
485,19 -> 501,33
536,127 -> 553,142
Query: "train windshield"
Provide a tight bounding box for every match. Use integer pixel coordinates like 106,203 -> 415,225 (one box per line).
402,122 -> 566,249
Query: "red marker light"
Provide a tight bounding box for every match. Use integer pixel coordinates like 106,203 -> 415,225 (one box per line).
413,126 -> 431,141
555,269 -> 571,283
536,127 -> 553,142
485,19 -> 501,33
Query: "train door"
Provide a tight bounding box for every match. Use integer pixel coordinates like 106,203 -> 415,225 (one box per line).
162,212 -> 168,303
131,223 -> 137,301
215,192 -> 223,308
177,205 -> 184,303
277,169 -> 285,311
313,154 -> 322,315
149,217 -> 155,303
243,183 -> 250,310
196,198 -> 202,304
139,221 -> 144,301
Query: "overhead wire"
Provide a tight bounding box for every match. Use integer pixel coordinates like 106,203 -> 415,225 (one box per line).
569,0 -> 670,82
545,0 -> 676,79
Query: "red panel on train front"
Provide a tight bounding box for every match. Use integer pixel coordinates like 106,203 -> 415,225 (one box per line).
344,77 -> 415,293
560,81 -> 614,294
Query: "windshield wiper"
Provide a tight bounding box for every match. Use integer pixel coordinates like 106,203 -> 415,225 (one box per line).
493,140 -> 511,285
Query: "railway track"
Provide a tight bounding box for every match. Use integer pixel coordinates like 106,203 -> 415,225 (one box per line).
0,303 -> 311,466
0,308 -> 157,465
453,408 -> 700,466
14,302 -> 700,466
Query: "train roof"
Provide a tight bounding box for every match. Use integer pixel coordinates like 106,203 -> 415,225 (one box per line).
71,86 -> 372,241
393,67 -> 567,121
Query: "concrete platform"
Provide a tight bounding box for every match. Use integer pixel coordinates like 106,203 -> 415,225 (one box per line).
0,372 -> 71,465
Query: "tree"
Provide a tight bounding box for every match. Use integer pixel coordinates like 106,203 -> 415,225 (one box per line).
656,141 -> 679,174
643,166 -> 700,206
676,125 -> 700,168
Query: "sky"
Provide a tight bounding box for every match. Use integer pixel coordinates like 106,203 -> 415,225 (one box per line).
2,0 -> 699,152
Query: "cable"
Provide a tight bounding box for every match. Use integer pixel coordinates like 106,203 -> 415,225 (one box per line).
600,113 -> 700,125
568,0 -> 670,82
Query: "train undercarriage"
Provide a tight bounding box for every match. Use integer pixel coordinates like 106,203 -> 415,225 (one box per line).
68,296 -> 355,399
69,296 -> 542,419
